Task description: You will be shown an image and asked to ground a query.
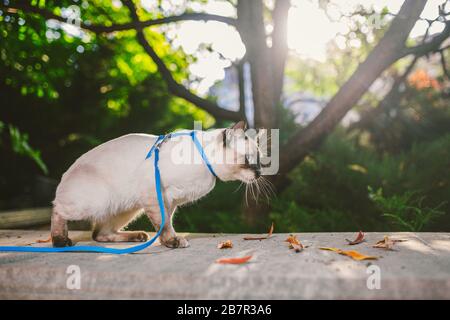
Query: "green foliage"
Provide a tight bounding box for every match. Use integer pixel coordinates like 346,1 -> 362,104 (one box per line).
368,186 -> 446,232
270,131 -> 450,232
270,203 -> 353,232
8,124 -> 48,175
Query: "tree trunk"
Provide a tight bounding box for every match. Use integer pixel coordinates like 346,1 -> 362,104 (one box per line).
271,0 -> 290,113
237,0 -> 291,226
237,0 -> 275,129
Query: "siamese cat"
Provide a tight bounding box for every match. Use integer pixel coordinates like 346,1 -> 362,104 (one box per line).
51,121 -> 264,248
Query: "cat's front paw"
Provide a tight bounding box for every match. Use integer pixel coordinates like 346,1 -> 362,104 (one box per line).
161,236 -> 190,248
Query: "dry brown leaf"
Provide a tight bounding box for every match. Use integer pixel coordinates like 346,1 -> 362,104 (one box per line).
243,222 -> 274,240
319,247 -> 378,261
217,240 -> 233,249
285,235 -> 306,252
373,235 -> 406,250
215,255 -> 253,264
345,231 -> 365,245
373,236 -> 394,250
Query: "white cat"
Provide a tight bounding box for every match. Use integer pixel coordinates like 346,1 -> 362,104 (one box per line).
51,121 -> 261,248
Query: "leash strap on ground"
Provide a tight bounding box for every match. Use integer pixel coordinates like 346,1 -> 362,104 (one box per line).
0,131 -> 215,254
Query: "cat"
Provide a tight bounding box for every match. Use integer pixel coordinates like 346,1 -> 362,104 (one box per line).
51,121 -> 262,248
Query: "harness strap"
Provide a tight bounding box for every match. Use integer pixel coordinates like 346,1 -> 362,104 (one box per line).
190,131 -> 218,178
0,131 -> 215,254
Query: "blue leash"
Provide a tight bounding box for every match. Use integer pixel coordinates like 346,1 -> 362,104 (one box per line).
0,131 -> 216,254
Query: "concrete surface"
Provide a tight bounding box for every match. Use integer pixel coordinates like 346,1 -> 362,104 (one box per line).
0,230 -> 449,299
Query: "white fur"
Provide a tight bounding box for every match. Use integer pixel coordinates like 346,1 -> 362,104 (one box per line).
53,128 -> 257,223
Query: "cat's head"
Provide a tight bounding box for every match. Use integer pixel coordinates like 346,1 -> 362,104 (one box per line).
209,121 -> 262,183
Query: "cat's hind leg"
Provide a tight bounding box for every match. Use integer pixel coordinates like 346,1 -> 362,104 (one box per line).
51,210 -> 73,247
92,209 -> 149,242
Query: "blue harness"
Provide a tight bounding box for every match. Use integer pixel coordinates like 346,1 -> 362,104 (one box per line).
0,131 -> 216,254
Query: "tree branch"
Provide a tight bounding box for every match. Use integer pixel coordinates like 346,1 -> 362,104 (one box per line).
439,50 -> 450,80
122,0 -> 241,121
399,20 -> 450,59
347,55 -> 419,132
273,0 -> 427,189
1,1 -> 237,34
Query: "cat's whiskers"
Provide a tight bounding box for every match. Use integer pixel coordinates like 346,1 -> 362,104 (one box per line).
233,181 -> 245,194
242,176 -> 275,206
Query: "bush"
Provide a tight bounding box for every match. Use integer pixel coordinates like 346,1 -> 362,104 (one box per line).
269,131 -> 450,232
368,186 -> 446,231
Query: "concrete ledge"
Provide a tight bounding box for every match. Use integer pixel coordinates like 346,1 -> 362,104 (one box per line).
0,230 -> 449,299
0,207 -> 91,230
0,208 -> 51,229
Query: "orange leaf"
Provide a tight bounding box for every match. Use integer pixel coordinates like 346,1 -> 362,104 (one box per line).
408,69 -> 442,90
285,235 -> 306,252
217,240 -> 233,249
343,250 -> 378,261
267,222 -> 274,237
215,255 -> 253,264
36,236 -> 51,243
345,231 -> 365,245
243,222 -> 274,240
320,247 -> 342,253
320,247 -> 377,261
285,234 -> 301,245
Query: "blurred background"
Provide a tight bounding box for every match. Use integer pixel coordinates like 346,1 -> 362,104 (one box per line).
0,0 -> 449,233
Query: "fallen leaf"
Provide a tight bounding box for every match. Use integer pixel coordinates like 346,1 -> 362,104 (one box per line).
285,234 -> 301,245
342,250 -> 378,261
345,231 -> 365,245
243,222 -> 274,240
320,247 -> 342,253
291,243 -> 304,253
373,236 -> 406,250
215,255 -> 253,264
36,236 -> 51,243
373,236 -> 394,250
217,240 -> 233,249
285,235 -> 306,252
320,247 -> 378,261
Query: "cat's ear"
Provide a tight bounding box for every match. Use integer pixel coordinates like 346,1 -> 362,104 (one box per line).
229,120 -> 247,131
223,121 -> 247,147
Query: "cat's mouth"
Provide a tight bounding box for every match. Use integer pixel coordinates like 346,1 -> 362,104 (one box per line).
242,175 -> 275,205
238,166 -> 260,183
